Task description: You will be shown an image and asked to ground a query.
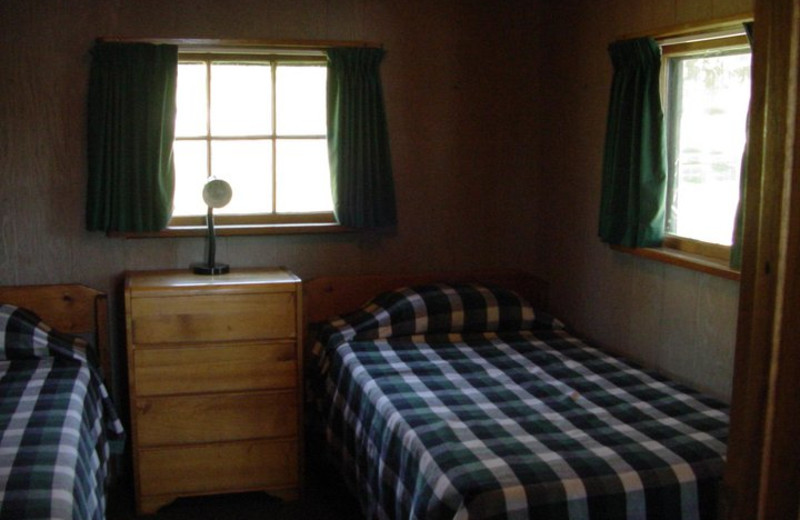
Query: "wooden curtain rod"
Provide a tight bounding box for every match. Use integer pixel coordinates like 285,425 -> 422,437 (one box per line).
617,12 -> 753,42
96,37 -> 382,50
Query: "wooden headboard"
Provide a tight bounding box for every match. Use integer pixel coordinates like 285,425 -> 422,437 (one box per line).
0,284 -> 110,378
304,269 -> 549,327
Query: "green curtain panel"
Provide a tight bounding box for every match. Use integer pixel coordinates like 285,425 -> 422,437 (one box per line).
599,37 -> 667,248
730,22 -> 754,270
326,47 -> 397,229
86,42 -> 178,232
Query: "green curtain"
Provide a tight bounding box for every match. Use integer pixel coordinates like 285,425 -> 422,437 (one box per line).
86,42 -> 178,232
599,37 -> 667,247
730,22 -> 754,270
326,47 -> 397,228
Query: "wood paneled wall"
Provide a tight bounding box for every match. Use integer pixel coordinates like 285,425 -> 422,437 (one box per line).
0,0 -> 544,389
0,0 -> 750,401
0,0 -> 545,291
525,0 -> 752,401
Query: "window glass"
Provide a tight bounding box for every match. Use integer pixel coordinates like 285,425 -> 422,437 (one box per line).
172,140 -> 208,216
276,66 -> 327,135
663,39 -> 751,246
211,140 -> 272,215
210,63 -> 272,137
276,139 -> 332,213
175,63 -> 207,138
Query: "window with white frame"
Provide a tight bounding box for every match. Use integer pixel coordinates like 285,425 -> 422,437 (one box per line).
170,51 -> 334,227
660,31 -> 751,258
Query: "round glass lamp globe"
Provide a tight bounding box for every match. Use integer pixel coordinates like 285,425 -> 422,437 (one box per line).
202,178 -> 233,209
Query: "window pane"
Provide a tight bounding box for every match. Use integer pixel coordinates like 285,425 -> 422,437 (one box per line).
276,139 -> 333,213
172,140 -> 209,216
176,63 -> 207,138
211,63 -> 271,137
211,140 -> 272,214
668,52 -> 751,245
276,65 -> 327,135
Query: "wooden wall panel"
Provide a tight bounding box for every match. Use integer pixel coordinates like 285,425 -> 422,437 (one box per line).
0,0 -> 548,402
0,0 -> 556,290
676,0 -> 715,23
0,0 -> 752,404
532,0 -> 752,401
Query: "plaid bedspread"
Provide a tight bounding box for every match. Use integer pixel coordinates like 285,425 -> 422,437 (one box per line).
322,329 -> 729,520
0,304 -> 124,520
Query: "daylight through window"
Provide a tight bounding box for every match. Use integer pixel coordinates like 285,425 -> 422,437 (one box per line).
661,33 -> 751,247
171,52 -> 334,227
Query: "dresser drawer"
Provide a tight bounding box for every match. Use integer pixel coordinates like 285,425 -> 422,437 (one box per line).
135,390 -> 297,446
130,292 -> 296,344
138,439 -> 298,497
134,342 -> 297,396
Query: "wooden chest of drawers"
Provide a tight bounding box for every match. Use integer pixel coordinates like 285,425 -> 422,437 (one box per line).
124,268 -> 303,515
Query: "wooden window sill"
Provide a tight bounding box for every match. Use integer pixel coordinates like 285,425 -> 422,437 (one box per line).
110,222 -> 353,239
611,244 -> 741,281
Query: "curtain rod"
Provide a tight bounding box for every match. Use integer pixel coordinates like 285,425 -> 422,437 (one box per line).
96,37 -> 382,50
616,12 -> 752,42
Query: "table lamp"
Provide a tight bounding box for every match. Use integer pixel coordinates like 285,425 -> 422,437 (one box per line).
191,177 -> 233,275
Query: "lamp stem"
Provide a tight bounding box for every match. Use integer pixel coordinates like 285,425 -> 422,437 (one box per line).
192,206 -> 229,274
206,206 -> 216,268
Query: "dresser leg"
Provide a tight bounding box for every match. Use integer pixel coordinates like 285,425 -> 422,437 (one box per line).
138,494 -> 178,516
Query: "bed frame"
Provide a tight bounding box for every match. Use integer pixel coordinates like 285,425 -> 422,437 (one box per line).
0,284 -> 110,379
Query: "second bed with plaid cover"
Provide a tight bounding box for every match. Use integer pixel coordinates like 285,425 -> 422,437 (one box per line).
0,304 -> 124,520
318,284 -> 729,520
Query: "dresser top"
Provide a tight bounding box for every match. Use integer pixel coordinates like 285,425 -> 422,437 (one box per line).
126,267 -> 300,294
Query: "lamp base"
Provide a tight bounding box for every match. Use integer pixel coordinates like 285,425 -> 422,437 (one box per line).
191,262 -> 230,275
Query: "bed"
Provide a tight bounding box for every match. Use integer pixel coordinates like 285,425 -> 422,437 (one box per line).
305,271 -> 729,520
0,284 -> 124,520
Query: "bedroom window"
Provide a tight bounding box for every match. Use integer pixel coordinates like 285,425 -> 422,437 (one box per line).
660,32 -> 751,260
170,52 -> 335,229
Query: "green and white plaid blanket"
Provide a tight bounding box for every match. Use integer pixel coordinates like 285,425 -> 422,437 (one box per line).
0,304 -> 124,520
318,284 -> 729,520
